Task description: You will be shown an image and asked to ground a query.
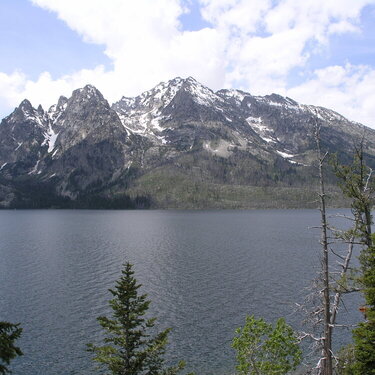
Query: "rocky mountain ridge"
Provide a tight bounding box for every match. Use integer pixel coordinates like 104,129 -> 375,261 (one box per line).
0,77 -> 373,208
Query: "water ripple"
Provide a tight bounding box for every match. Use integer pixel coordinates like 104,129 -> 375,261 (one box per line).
0,209 -> 361,375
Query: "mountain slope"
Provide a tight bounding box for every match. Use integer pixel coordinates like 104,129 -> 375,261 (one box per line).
0,77 -> 373,208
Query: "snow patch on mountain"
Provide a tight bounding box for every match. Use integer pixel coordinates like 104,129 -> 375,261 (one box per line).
16,102 -> 48,129
216,89 -> 249,105
48,104 -> 66,122
304,105 -> 346,123
47,129 -> 59,153
113,78 -> 188,138
28,160 -> 41,175
226,90 -> 246,102
185,77 -> 223,107
151,79 -> 183,104
113,77 -> 230,141
254,95 -> 301,112
15,142 -> 23,151
247,117 -> 277,144
276,150 -> 301,164
277,150 -> 295,158
24,113 -> 45,127
42,124 -> 59,153
77,85 -> 102,101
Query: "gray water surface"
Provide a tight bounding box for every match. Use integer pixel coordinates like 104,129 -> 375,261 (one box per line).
0,210 -> 361,375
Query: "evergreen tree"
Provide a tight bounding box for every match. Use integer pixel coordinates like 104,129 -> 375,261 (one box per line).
333,146 -> 375,374
88,262 -> 185,375
351,232 -> 375,374
0,321 -> 23,375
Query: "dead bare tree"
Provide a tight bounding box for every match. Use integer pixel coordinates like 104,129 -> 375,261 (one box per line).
297,118 -> 367,375
315,122 -> 333,375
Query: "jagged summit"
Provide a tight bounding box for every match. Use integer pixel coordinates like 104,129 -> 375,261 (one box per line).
112,77 -> 226,138
12,99 -> 39,120
179,77 -> 222,106
57,95 -> 68,108
71,84 -> 106,103
0,77 -> 373,208
19,98 -> 34,111
7,99 -> 48,131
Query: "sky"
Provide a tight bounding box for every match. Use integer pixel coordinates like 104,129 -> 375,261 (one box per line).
1,0 -> 375,127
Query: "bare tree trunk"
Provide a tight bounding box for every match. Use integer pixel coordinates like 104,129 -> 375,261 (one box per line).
299,128 -> 371,374
330,232 -> 356,326
315,124 -> 332,375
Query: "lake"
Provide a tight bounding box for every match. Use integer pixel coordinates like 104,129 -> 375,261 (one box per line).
0,209 -> 362,375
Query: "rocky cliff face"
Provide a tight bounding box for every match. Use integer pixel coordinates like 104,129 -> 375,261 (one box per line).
43,85 -> 131,197
0,77 -> 374,208
0,99 -> 48,175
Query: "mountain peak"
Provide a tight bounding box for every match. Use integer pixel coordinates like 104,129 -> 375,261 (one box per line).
83,84 -> 98,91
13,99 -> 36,119
7,98 -> 47,129
76,84 -> 102,96
57,96 -> 68,108
1,76 -> 374,209
185,76 -> 198,83
178,77 -> 221,106
162,76 -> 199,89
180,76 -> 204,88
19,99 -> 34,111
264,93 -> 298,106
71,84 -> 106,104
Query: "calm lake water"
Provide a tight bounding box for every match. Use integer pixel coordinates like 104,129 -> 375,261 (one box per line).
0,210 -> 362,375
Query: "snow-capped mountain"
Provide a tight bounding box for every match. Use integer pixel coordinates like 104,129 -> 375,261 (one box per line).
0,77 -> 374,208
0,99 -> 49,176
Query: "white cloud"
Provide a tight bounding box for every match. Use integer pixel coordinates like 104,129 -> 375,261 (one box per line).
0,0 -> 228,111
201,0 -> 375,126
287,64 -> 375,127
0,71 -> 27,108
200,0 -> 272,34
29,0 -> 229,96
200,0 -> 373,93
0,0 -> 374,128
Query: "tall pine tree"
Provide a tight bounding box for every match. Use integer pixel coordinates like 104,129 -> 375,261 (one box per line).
88,262 -> 186,375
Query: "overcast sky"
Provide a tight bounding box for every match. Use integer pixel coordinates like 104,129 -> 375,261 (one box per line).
1,0 -> 375,127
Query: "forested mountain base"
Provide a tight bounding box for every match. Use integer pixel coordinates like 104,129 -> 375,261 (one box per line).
0,77 -> 373,209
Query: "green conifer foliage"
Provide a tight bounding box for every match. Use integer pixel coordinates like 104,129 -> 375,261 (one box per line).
88,262 -> 185,375
333,147 -> 375,374
0,321 -> 23,375
351,237 -> 375,374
